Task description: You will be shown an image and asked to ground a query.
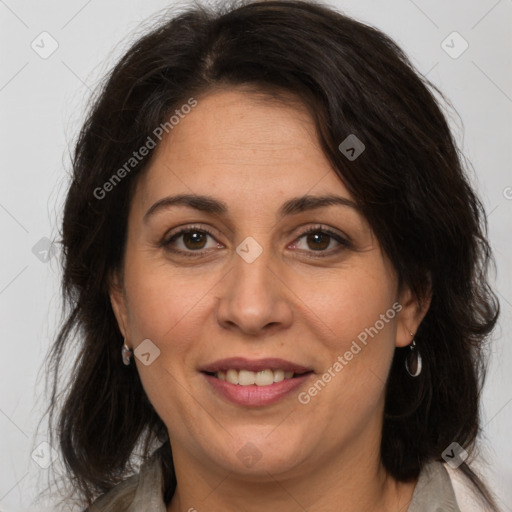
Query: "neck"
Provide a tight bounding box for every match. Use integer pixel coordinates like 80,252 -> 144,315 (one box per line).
166,434 -> 417,512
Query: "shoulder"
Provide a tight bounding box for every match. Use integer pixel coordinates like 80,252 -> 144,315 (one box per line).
85,473 -> 139,512
408,460 -> 492,512
444,464 -> 493,512
85,454 -> 166,512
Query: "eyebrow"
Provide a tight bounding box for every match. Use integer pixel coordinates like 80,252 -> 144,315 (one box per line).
143,193 -> 360,223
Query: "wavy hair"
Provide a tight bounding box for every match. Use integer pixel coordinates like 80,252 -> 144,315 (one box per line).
47,0 -> 500,508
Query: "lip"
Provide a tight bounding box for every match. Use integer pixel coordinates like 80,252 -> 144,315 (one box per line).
200,357 -> 312,374
203,372 -> 313,407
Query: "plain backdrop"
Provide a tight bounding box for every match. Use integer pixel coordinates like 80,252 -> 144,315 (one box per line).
1,0 -> 511,510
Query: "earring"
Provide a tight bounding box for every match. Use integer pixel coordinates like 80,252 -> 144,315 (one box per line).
405,331 -> 422,377
122,340 -> 133,366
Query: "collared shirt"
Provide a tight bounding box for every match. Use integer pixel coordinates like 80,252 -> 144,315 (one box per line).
88,453 -> 469,512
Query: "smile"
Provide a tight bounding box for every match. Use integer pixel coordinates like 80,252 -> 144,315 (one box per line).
213,369 -> 296,386
201,358 -> 314,407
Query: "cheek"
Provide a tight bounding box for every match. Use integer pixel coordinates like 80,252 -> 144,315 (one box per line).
292,260 -> 397,346
295,260 -> 399,407
298,288 -> 398,439
122,252 -> 217,342
121,256 -> 211,421
121,252 -> 221,413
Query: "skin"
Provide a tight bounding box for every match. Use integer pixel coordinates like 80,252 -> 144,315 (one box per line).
110,88 -> 431,512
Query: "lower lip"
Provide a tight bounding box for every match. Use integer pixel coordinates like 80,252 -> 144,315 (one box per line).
203,372 -> 313,407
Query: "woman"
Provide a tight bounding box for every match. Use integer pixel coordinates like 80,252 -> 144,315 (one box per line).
47,1 -> 501,510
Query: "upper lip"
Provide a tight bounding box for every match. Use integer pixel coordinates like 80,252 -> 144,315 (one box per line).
200,357 -> 312,374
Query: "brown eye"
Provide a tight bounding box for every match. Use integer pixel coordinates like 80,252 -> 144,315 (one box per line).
182,231 -> 208,250
291,226 -> 350,257
305,232 -> 330,251
162,226 -> 221,257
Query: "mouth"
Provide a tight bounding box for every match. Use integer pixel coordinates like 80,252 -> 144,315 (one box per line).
204,368 -> 311,386
200,357 -> 314,407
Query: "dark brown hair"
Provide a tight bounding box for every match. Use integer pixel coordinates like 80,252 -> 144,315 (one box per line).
47,0 -> 500,508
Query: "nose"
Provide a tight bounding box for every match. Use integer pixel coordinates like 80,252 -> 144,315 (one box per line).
215,244 -> 294,337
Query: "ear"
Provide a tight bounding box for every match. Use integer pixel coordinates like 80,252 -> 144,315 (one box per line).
108,269 -> 130,342
395,281 -> 431,348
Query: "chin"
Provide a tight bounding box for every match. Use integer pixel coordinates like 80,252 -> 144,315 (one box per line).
203,430 -> 312,477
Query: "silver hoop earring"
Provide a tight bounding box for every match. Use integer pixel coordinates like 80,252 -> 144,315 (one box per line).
122,340 -> 133,366
405,337 -> 422,377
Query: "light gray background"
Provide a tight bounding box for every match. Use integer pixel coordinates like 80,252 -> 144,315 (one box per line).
1,1 -> 511,510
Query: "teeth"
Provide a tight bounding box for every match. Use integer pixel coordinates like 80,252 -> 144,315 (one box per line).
216,369 -> 297,386
239,369 -> 255,385
273,369 -> 284,383
255,370 -> 274,386
226,369 -> 238,384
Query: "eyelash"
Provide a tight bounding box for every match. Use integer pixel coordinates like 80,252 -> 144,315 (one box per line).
161,224 -> 350,259
161,225 -> 220,258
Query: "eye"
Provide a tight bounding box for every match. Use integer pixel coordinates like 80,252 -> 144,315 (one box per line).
290,226 -> 350,256
162,225 -> 222,257
161,224 -> 350,259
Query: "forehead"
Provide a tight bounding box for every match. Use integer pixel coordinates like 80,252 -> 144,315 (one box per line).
133,88 -> 353,214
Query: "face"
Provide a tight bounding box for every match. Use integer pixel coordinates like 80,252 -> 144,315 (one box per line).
110,88 -> 426,480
